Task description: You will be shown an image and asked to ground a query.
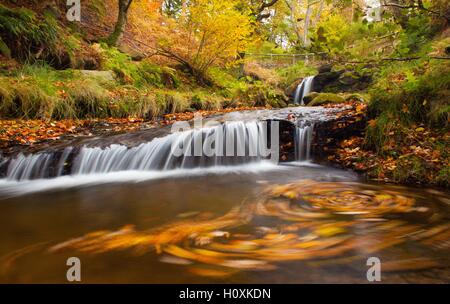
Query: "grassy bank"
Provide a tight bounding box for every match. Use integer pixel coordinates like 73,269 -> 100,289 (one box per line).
0,47 -> 288,120
0,3 -> 287,121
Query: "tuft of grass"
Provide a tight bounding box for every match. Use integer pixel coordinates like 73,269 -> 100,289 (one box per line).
66,79 -> 109,118
0,78 -> 56,119
364,113 -> 394,153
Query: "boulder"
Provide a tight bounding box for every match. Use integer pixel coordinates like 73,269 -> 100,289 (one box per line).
318,64 -> 332,74
285,65 -> 373,103
307,93 -> 345,106
117,44 -> 146,62
312,70 -> 344,92
78,70 -> 116,82
303,92 -> 319,104
314,70 -> 372,93
344,93 -> 368,103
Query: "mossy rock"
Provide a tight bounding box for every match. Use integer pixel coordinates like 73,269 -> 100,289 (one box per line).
344,93 -> 368,103
318,64 -> 332,73
303,92 -> 319,104
78,70 -> 116,82
307,93 -> 345,106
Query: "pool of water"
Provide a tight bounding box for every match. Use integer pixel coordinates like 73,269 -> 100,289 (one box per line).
0,162 -> 449,283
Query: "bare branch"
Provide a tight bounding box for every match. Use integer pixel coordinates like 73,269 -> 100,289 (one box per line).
382,2 -> 450,22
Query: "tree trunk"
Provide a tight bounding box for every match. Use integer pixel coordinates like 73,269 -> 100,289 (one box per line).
312,0 -> 324,27
284,0 -> 302,45
237,52 -> 246,78
303,1 -> 312,47
107,0 -> 133,47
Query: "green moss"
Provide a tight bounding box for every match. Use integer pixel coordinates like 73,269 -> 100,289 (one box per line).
308,93 -> 345,106
99,45 -> 181,89
344,93 -> 369,103
303,92 -> 319,104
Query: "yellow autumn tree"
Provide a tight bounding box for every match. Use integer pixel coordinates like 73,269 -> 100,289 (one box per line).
157,0 -> 255,84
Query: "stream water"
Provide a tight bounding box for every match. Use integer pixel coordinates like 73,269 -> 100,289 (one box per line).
0,107 -> 449,283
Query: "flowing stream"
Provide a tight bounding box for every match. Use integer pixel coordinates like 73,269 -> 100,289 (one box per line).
0,107 -> 449,283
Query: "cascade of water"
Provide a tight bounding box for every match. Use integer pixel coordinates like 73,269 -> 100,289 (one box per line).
4,121 -> 274,180
5,147 -> 74,181
293,76 -> 315,105
6,153 -> 53,181
294,123 -> 314,161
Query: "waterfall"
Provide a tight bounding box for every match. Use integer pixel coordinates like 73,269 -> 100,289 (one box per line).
3,121 -> 276,181
294,124 -> 313,161
5,147 -> 73,181
293,76 -> 315,105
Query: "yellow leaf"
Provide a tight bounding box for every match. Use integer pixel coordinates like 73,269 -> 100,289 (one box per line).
315,226 -> 346,237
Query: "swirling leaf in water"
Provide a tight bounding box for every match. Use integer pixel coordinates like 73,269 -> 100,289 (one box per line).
48,180 -> 450,278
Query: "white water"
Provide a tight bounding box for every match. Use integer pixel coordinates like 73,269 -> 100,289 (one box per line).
0,161 -> 288,197
295,124 -> 314,160
293,76 -> 315,105
2,119 -> 314,182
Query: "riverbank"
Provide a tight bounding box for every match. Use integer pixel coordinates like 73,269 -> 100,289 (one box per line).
328,128 -> 450,187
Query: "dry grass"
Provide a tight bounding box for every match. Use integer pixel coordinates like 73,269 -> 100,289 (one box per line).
244,62 -> 281,86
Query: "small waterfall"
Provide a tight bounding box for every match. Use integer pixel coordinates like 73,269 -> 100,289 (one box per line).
6,153 -> 53,181
294,124 -> 313,161
293,76 -> 315,105
5,147 -> 73,181
4,121 -> 275,181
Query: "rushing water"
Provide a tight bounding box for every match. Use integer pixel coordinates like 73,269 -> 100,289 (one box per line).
294,76 -> 315,105
0,107 -> 449,283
